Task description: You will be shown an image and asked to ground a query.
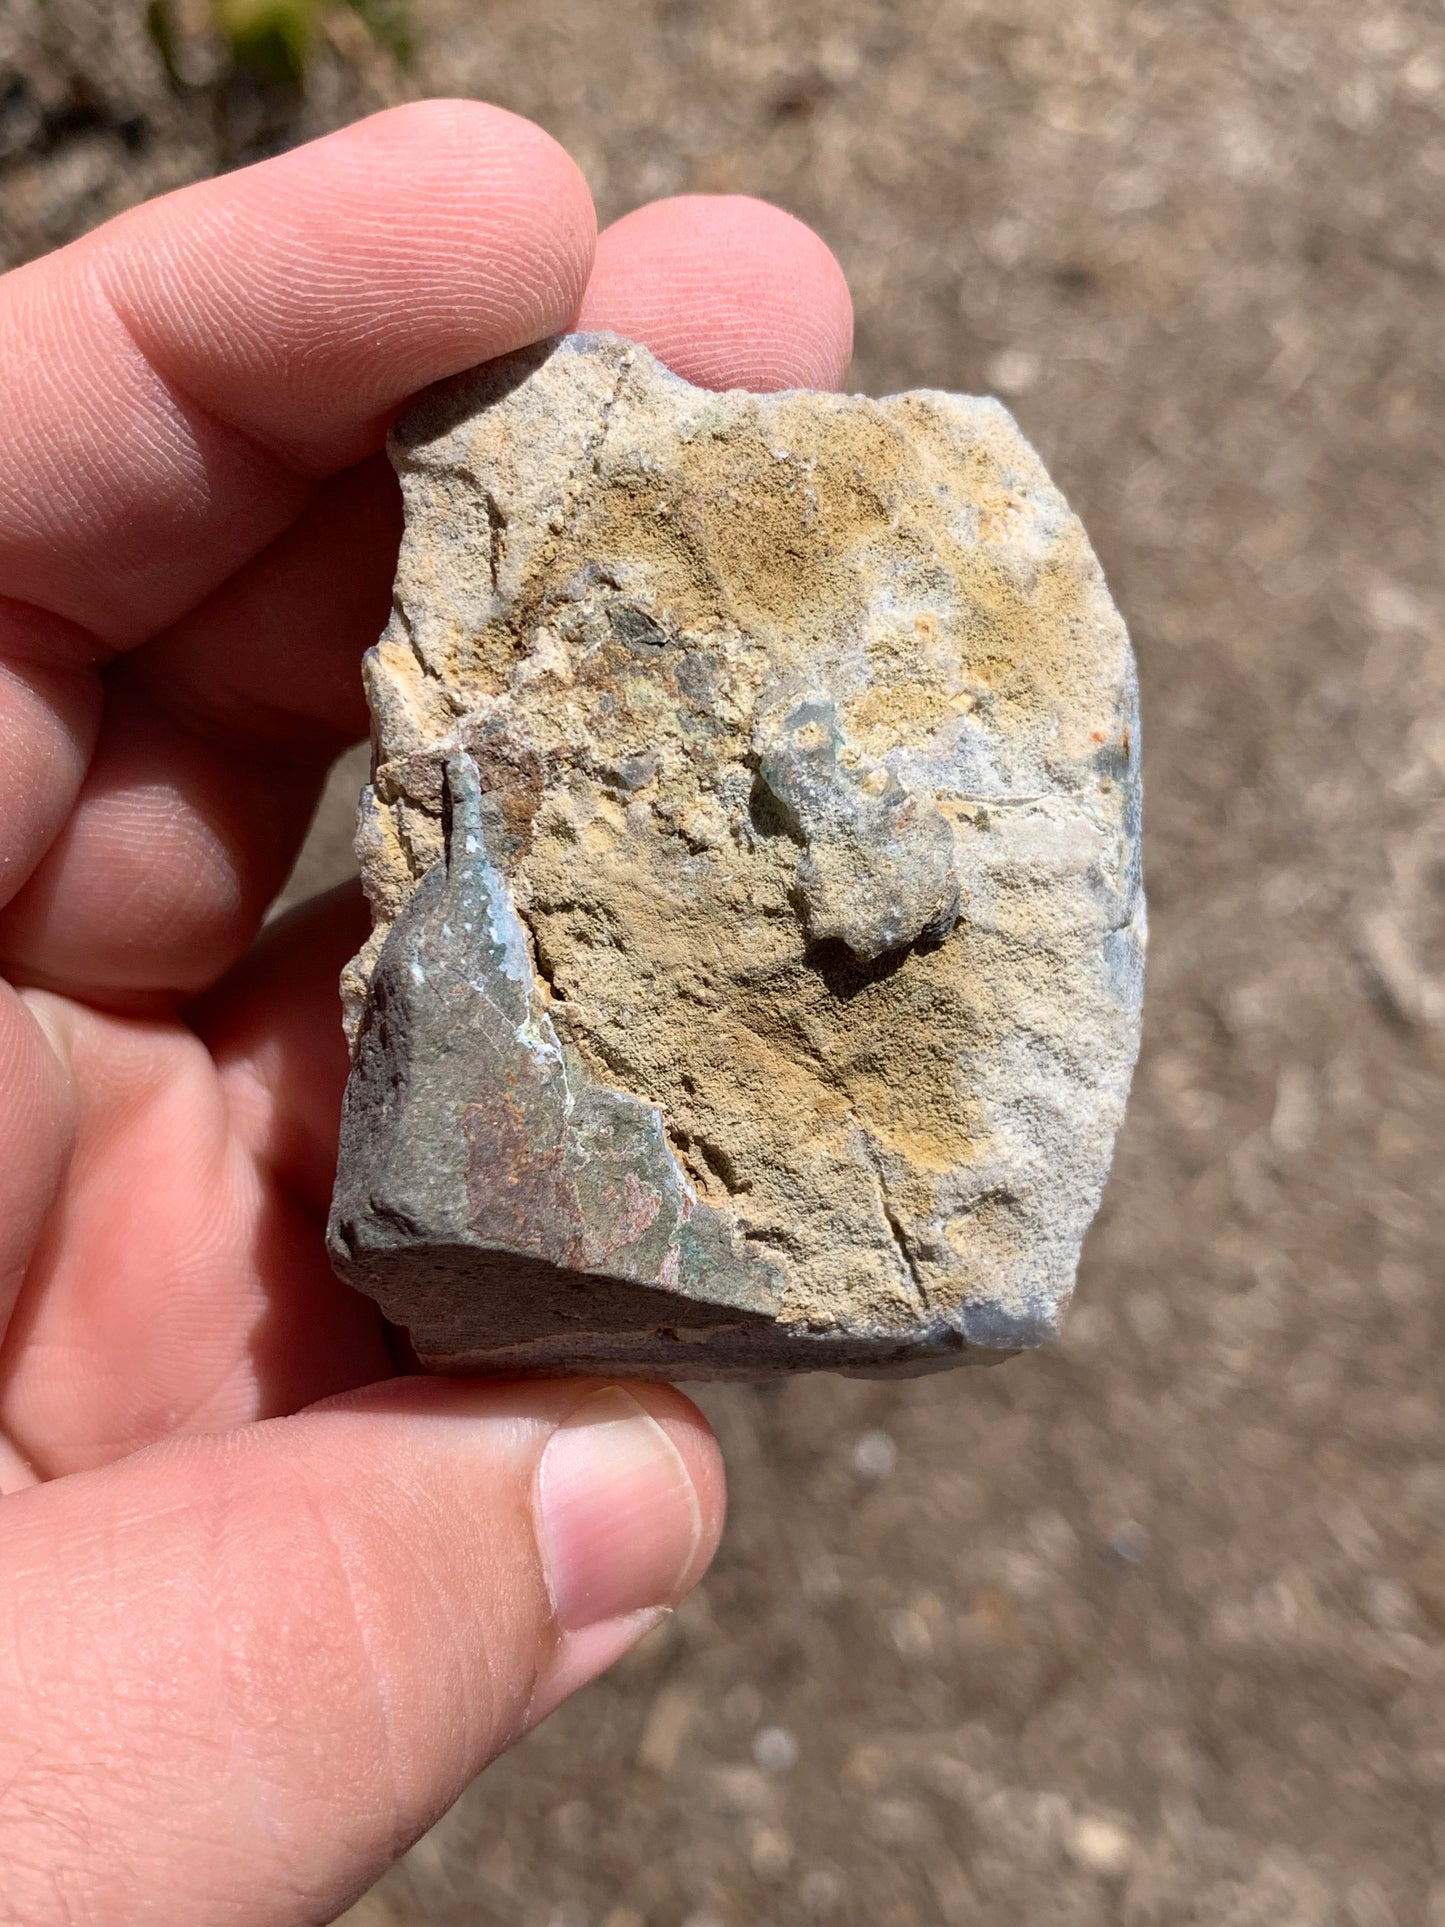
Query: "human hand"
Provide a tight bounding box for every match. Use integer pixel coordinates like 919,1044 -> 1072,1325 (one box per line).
0,100 -> 852,1926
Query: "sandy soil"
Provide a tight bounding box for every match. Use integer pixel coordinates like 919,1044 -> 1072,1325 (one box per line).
4,2 -> 1445,1921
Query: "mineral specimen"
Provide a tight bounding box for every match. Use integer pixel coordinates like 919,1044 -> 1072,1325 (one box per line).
327,332 -> 1144,1378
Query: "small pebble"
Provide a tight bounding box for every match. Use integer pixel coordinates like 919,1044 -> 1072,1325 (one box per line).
747,1822 -> 794,1879
1109,1519 -> 1151,1564
852,1430 -> 897,1479
1066,1814 -> 1134,1877
986,346 -> 1041,396
753,1725 -> 800,1772
800,1867 -> 843,1916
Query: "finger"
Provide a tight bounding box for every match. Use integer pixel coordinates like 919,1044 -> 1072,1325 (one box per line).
191,880 -> 371,1220
0,1431 -> 37,1495
0,99 -> 593,994
0,1377 -> 724,1927
0,983 -> 77,1352
0,903 -> 389,1476
0,99 -> 596,646
0,682 -> 325,1001
0,189 -> 852,1000
0,463 -> 394,998
577,193 -> 854,391
0,602 -> 102,913
132,456 -> 399,759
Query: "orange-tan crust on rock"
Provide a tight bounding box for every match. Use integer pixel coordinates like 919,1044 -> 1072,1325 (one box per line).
328,333 -> 1144,1377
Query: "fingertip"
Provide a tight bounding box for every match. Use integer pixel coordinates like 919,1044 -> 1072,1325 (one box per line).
307,98 -> 600,364
0,1375 -> 723,1918
521,1379 -> 725,1728
332,98 -> 600,320
579,193 -> 854,392
93,99 -> 600,468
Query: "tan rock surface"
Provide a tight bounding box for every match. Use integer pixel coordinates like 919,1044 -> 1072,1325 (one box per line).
329,332 -> 1143,1374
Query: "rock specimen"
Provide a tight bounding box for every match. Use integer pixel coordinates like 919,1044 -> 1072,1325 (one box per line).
327,333 -> 1144,1378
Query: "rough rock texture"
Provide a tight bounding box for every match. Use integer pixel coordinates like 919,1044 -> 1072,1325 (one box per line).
327,333 -> 1143,1377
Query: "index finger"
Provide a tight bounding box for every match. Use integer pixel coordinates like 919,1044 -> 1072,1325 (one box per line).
0,99 -> 596,648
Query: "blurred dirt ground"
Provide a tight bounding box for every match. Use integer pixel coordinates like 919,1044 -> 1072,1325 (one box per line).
5,2 -> 1445,1922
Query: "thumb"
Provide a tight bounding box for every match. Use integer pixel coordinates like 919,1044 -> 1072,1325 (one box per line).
0,1376 -> 722,1927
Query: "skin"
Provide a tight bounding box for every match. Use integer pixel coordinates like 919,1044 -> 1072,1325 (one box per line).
0,101 -> 853,1927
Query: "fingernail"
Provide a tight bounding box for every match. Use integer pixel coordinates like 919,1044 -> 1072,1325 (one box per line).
0,1430 -> 39,1496
535,1387 -> 703,1632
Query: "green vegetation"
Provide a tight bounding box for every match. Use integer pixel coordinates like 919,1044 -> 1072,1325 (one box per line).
148,0 -> 414,87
